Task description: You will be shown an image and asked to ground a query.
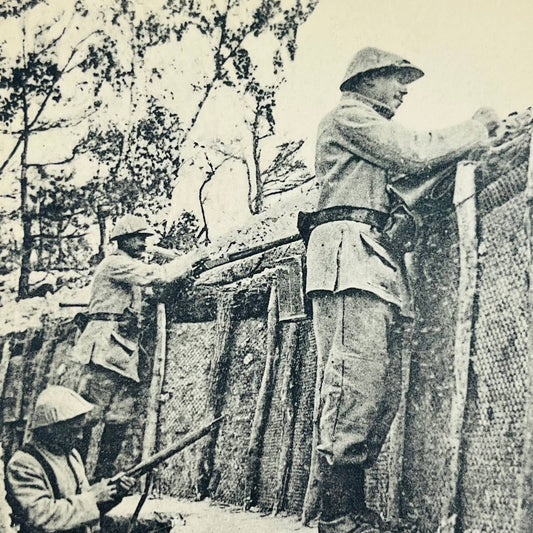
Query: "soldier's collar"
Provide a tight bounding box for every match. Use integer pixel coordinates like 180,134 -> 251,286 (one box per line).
342,92 -> 395,119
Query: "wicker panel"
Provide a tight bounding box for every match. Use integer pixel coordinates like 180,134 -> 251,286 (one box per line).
211,318 -> 267,504
153,321 -> 215,498
459,193 -> 528,533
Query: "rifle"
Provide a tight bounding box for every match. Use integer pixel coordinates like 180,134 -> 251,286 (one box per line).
111,416 -> 224,482
151,232 -> 302,273
59,235 -> 303,308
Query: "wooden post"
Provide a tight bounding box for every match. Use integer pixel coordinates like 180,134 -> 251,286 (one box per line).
13,330 -> 36,423
272,322 -> 299,515
516,134 -> 533,532
0,337 -> 12,401
301,324 -> 325,525
140,303 -> 167,491
438,161 -> 479,532
23,323 -> 60,444
195,291 -> 235,500
386,319 -> 413,524
244,282 -> 279,509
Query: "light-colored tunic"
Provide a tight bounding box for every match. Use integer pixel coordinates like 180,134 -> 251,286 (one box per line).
6,445 -> 100,533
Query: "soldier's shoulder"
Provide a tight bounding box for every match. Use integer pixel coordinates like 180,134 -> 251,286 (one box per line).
97,252 -> 139,271
7,448 -> 42,474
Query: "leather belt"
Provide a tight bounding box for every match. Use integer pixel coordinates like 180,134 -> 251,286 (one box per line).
87,312 -> 129,321
297,206 -> 388,244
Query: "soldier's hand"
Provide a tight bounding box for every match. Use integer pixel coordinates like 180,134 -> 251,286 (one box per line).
115,474 -> 136,496
89,478 -> 119,503
472,107 -> 500,137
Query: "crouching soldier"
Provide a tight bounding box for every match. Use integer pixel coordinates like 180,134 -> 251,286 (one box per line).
6,386 -> 135,533
71,214 -> 205,480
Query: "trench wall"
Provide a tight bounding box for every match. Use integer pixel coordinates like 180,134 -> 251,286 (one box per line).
1,143 -> 531,532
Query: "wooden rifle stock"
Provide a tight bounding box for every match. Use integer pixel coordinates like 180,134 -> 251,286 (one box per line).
111,416 -> 224,482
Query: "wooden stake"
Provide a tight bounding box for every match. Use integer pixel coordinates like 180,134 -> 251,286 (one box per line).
140,303 -> 167,491
301,323 -> 325,525
272,322 -> 299,515
244,282 -> 279,509
13,330 -> 36,423
195,291 -> 235,500
386,319 -> 413,524
438,162 -> 479,532
0,337 -> 12,402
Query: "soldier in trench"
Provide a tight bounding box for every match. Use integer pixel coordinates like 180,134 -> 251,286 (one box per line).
301,47 -> 499,533
70,214 -> 205,481
6,385 -> 135,533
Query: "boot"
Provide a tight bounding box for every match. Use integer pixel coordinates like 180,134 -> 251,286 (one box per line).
318,510 -> 394,533
318,462 -> 392,533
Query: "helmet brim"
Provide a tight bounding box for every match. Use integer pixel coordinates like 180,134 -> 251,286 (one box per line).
110,230 -> 156,241
340,65 -> 424,91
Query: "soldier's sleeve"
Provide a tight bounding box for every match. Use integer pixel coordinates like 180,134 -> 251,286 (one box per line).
6,454 -> 100,532
106,254 -> 197,286
334,106 -> 488,176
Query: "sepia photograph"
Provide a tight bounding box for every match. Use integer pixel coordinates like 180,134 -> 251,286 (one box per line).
0,1 -> 532,532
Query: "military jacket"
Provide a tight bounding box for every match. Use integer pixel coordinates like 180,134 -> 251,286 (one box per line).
6,445 -> 100,533
307,93 -> 488,315
72,250 -> 189,381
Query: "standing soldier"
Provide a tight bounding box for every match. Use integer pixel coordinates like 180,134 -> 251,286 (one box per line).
303,47 -> 498,532
71,214 -> 204,480
6,385 -> 135,533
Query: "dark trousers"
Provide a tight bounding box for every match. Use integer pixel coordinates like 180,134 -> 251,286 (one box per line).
312,290 -> 405,519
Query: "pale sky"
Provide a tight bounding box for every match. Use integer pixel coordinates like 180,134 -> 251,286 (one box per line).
2,0 -> 533,241
197,0 -> 533,235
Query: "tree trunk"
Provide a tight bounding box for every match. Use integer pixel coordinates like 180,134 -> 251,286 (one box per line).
97,205 -> 107,261
18,24 -> 32,298
251,105 -> 263,214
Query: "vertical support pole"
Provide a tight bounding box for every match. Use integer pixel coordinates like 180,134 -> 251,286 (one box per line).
386,318 -> 414,524
301,319 -> 325,525
439,161 -> 478,532
14,330 -> 36,423
244,282 -> 279,509
0,337 -> 12,402
516,134 -> 533,532
196,291 -> 235,500
272,322 -> 299,515
140,303 -> 167,491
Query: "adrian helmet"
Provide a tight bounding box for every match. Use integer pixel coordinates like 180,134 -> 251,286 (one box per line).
340,47 -> 424,91
32,386 -> 94,429
109,214 -> 155,241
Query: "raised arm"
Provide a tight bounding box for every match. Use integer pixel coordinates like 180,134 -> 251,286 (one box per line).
333,104 -> 489,175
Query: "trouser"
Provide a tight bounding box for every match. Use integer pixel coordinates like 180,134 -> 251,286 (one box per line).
312,290 -> 406,521
76,363 -> 139,481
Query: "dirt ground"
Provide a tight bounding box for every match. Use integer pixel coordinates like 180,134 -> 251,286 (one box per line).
109,496 -> 318,533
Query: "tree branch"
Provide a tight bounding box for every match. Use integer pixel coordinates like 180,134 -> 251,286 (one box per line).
0,30 -> 104,176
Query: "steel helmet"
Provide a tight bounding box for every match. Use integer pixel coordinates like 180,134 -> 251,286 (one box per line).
32,386 -> 94,429
109,214 -> 156,241
340,47 -> 424,91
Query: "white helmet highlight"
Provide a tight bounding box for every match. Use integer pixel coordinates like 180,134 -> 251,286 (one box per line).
32,386 -> 94,429
109,214 -> 155,241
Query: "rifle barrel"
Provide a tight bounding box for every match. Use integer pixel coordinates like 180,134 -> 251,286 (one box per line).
112,416 -> 224,481
199,233 -> 301,273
